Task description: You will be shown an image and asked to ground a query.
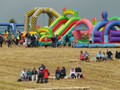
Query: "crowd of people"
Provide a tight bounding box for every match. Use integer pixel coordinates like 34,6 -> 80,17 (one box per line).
0,30 -> 76,48
19,64 -> 50,83
69,66 -> 83,79
79,49 -> 120,62
18,64 -> 83,83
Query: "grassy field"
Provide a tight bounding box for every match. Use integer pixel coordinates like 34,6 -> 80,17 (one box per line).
0,46 -> 120,90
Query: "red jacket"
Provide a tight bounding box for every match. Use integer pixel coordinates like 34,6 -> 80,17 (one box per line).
80,54 -> 85,60
43,69 -> 49,79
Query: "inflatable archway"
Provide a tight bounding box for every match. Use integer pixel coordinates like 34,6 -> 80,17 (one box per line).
92,21 -> 108,43
74,19 -> 93,38
24,7 -> 61,33
104,20 -> 120,43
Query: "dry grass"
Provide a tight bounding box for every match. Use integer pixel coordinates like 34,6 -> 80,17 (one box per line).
0,45 -> 120,90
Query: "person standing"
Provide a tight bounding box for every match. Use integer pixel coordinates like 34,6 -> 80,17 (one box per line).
43,68 -> 50,83
7,32 -> 12,47
3,30 -> 8,44
65,35 -> 69,47
55,35 -> 58,47
0,34 -> 3,47
51,35 -> 55,48
70,35 -> 75,48
60,36 -> 65,47
44,36 -> 48,48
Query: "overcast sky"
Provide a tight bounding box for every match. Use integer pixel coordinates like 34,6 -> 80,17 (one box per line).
0,0 -> 120,26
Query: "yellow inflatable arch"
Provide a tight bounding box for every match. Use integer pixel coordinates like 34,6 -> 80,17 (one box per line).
24,7 -> 61,33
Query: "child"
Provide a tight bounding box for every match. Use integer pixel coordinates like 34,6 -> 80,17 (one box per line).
80,51 -> 85,61
70,67 -> 76,79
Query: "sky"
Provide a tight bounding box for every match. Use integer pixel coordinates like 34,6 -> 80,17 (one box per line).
0,0 -> 120,26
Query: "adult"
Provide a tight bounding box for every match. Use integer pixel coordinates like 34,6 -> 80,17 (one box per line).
80,51 -> 85,61
0,34 -> 3,47
31,34 -> 36,47
27,68 -> 32,81
70,35 -> 75,48
101,52 -> 107,61
83,51 -> 89,60
115,50 -> 119,60
60,36 -> 65,47
43,68 -> 50,83
69,67 -> 76,79
75,66 -> 82,79
32,68 -> 38,81
3,30 -> 8,44
7,32 -> 12,47
55,35 -> 58,47
96,51 -> 102,61
51,35 -> 56,47
65,35 -> 69,47
55,67 -> 61,80
44,36 -> 48,48
106,49 -> 113,60
20,68 -> 27,81
27,34 -> 31,47
37,67 -> 44,83
60,67 -> 66,79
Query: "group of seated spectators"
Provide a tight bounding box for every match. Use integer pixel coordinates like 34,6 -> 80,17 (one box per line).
96,49 -> 113,61
79,49 -> 120,62
80,51 -> 89,61
19,64 -> 50,83
69,66 -> 83,79
18,64 -> 84,83
55,67 -> 66,80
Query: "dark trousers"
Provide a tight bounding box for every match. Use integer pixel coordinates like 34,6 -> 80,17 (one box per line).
8,40 -> 11,47
44,78 -> 48,83
0,42 -> 3,47
37,73 -> 43,83
31,41 -> 36,47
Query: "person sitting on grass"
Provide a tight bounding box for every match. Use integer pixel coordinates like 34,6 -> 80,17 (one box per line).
106,49 -> 113,60
55,67 -> 61,80
75,65 -> 83,79
32,68 -> 38,81
27,68 -> 32,81
118,51 -> 120,60
60,67 -> 66,79
20,68 -> 27,81
96,51 -> 102,61
69,67 -> 76,79
83,51 -> 89,60
101,52 -> 107,61
115,50 -> 119,60
80,51 -> 85,61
